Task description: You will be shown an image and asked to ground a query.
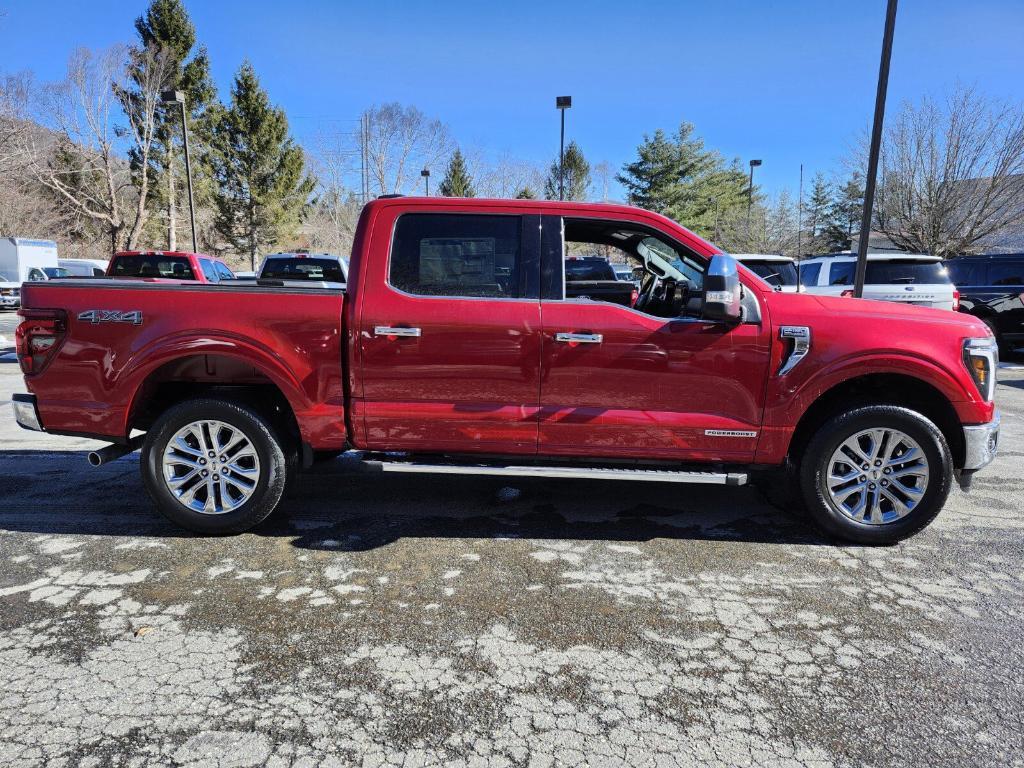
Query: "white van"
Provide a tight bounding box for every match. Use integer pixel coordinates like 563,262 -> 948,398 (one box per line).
798,253 -> 958,310
733,254 -> 801,293
0,238 -> 59,310
59,258 -> 109,277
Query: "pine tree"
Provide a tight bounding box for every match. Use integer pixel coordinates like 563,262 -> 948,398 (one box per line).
208,63 -> 315,269
438,149 -> 475,197
823,174 -> 864,251
802,173 -> 832,252
544,141 -> 590,201
125,0 -> 216,250
515,186 -> 537,199
617,122 -> 749,239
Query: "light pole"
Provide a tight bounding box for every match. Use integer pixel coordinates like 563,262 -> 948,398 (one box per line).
161,90 -> 197,253
556,96 -> 572,201
853,0 -> 898,299
421,168 -> 430,196
747,158 -> 762,226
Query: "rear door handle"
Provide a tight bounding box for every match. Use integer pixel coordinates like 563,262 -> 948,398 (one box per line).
555,332 -> 603,344
374,326 -> 422,338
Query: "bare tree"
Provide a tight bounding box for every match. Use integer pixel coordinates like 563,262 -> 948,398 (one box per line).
868,86 -> 1024,257
363,103 -> 453,195
716,191 -> 800,255
465,150 -> 544,199
22,46 -> 169,251
304,130 -> 363,254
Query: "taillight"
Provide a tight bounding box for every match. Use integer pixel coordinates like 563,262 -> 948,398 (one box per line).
953,289 -> 960,311
15,309 -> 67,375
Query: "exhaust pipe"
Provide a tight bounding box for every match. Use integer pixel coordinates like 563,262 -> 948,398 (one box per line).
88,435 -> 144,467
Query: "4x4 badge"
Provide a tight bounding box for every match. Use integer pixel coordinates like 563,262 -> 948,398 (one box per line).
77,310 -> 143,325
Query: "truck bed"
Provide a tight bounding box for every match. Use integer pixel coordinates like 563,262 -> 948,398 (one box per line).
18,279 -> 348,449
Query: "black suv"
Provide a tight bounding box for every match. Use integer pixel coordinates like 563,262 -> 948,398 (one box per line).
945,254 -> 1024,354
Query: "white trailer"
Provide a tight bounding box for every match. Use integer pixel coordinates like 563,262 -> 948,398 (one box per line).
0,237 -> 60,309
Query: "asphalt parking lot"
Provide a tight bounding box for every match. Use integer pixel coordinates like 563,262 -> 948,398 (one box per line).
1,319 -> 1023,768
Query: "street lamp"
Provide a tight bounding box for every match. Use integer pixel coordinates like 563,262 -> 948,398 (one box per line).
421,167 -> 430,196
747,159 -> 762,225
161,90 -> 197,253
556,96 -> 572,201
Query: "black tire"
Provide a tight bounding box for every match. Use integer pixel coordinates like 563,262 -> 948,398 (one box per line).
799,405 -> 952,545
141,398 -> 290,534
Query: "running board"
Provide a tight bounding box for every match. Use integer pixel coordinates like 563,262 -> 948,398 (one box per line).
363,459 -> 747,486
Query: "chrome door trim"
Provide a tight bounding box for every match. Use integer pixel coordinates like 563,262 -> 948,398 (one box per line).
374,326 -> 422,337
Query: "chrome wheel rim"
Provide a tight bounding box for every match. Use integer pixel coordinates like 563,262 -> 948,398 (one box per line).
825,428 -> 929,526
162,420 -> 261,515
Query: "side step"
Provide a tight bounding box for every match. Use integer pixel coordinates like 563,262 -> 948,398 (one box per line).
362,459 -> 747,486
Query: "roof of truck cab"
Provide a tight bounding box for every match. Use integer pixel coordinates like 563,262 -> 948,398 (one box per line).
802,252 -> 941,262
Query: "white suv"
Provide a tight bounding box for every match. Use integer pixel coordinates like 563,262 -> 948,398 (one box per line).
798,253 -> 958,310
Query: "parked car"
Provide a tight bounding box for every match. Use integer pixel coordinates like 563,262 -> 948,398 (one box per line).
945,253 -> 1024,355
59,258 -> 109,277
0,237 -> 59,310
13,197 -> 999,544
733,254 -> 801,292
564,256 -> 635,307
799,253 -> 958,310
107,251 -> 237,283
258,252 -> 347,283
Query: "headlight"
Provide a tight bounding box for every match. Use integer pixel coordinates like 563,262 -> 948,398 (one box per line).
963,337 -> 998,402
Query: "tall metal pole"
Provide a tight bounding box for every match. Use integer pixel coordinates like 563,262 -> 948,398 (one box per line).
854,0 -> 898,298
179,101 -> 198,253
797,163 -> 804,258
559,108 -> 566,201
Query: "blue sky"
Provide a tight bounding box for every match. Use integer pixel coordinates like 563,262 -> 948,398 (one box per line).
2,0 -> 1023,198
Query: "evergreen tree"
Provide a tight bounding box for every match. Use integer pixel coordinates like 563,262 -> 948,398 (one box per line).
544,141 -> 590,201
208,62 -> 315,269
438,149 -> 475,197
823,174 -> 864,251
617,122 -> 749,239
515,186 -> 537,199
125,0 -> 216,250
802,172 -> 832,252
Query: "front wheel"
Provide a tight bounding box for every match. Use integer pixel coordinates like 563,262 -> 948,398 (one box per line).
141,398 -> 290,534
799,405 -> 952,544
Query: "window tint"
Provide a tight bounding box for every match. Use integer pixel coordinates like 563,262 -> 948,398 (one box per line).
111,255 -> 195,280
989,262 -> 1024,286
261,257 -> 344,282
214,262 -> 235,281
865,261 -> 950,284
944,259 -> 984,285
565,258 -> 617,281
798,262 -> 821,285
829,262 -> 855,285
743,261 -> 799,287
199,258 -> 219,282
93,268 -> 106,276
391,214 -> 522,298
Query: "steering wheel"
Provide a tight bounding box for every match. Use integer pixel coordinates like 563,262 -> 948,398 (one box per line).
634,275 -> 658,312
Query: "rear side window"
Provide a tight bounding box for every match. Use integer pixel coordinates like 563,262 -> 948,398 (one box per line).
744,261 -> 799,287
390,214 -> 522,298
989,262 -> 1024,286
798,262 -> 821,285
829,262 -> 855,285
944,259 -> 984,285
111,255 -> 195,280
200,259 -> 219,282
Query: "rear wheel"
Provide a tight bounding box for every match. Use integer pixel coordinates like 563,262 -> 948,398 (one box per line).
799,405 -> 952,544
141,398 -> 290,534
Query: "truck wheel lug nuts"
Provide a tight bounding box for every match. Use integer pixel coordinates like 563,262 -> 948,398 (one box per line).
874,460 -> 882,466
208,452 -> 215,458
213,474 -> 219,481
199,458 -> 206,465
201,470 -> 208,477
859,475 -> 866,482
869,483 -> 876,490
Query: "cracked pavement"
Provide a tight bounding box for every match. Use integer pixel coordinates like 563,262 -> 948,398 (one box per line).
1,332 -> 1023,767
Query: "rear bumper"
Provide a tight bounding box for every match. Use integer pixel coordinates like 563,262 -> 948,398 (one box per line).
12,393 -> 43,432
962,410 -> 1000,471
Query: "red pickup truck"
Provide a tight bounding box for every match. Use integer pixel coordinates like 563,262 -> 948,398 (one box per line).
12,197 -> 1000,543
107,250 -> 237,283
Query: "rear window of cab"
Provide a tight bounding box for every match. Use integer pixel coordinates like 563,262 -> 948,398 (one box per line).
110,255 -> 195,280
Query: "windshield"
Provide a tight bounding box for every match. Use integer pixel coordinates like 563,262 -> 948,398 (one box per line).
111,255 -> 196,279
565,259 -> 616,281
260,257 -> 344,282
743,261 -> 799,287
43,267 -> 72,278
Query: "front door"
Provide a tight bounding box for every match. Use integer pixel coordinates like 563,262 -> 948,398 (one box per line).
538,216 -> 772,462
356,209 -> 542,455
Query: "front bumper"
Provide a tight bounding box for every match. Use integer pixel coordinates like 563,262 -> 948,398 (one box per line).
12,393 -> 43,432
962,410 -> 1000,471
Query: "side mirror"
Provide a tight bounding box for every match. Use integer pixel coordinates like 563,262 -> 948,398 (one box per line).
702,254 -> 742,324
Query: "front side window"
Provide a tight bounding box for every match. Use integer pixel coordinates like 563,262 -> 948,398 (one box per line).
989,262 -> 1024,286
200,259 -> 219,282
214,262 -> 235,281
391,214 -> 521,298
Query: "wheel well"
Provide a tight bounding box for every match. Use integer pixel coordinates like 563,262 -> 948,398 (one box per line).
788,373 -> 965,468
129,355 -> 301,451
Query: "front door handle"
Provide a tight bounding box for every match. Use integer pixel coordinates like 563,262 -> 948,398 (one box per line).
555,332 -> 603,344
374,326 -> 422,338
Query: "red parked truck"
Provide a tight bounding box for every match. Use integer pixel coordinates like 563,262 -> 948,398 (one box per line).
12,198 -> 1000,543
107,250 -> 237,283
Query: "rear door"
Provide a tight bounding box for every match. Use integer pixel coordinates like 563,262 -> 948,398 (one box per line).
355,207 -> 542,454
